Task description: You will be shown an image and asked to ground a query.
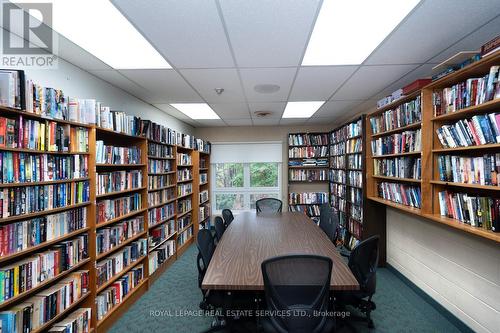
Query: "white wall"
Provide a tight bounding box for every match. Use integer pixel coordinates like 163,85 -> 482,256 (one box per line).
20,58 -> 194,134
387,208 -> 500,333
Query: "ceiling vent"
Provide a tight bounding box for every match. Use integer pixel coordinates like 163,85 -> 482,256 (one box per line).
254,84 -> 280,94
254,110 -> 273,118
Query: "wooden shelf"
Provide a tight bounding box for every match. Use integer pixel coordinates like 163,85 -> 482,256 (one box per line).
177,192 -> 193,200
371,90 -> 422,115
148,254 -> 176,285
199,182 -> 209,186
370,122 -> 422,139
95,126 -> 145,140
96,163 -> 146,168
0,258 -> 90,310
0,146 -> 90,155
96,186 -> 147,199
148,171 -> 175,175
0,202 -> 91,224
178,222 -> 194,235
96,231 -> 147,260
147,138 -> 174,145
0,177 -> 90,188
0,227 -> 90,264
148,184 -> 176,192
289,180 -> 328,183
0,106 -> 92,128
372,151 -> 422,158
432,143 -> 500,153
148,232 -> 177,253
148,215 -> 176,230
199,198 -> 209,205
177,146 -> 194,151
176,236 -> 194,253
199,168 -> 209,171
372,175 -> 422,183
97,256 -> 147,293
147,155 -> 175,160
288,144 -> 328,148
288,165 -> 329,169
430,180 -> 500,191
96,208 -> 147,228
177,164 -> 193,167
177,178 -> 193,183
431,98 -> 499,121
148,198 -> 176,210
177,209 -> 193,219
368,196 -> 422,216
199,215 -> 211,224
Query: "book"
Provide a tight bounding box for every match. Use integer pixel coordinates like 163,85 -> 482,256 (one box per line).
96,170 -> 142,195
177,198 -> 192,215
148,202 -> 175,228
96,216 -> 144,255
289,169 -> 327,182
288,146 -> 328,158
148,142 -> 173,158
149,240 -> 175,275
374,157 -> 421,179
96,193 -> 142,224
288,192 -> 328,205
95,142 -> 142,164
288,133 -> 329,146
437,154 -> 500,186
148,187 -> 175,208
370,96 -> 421,134
377,182 -> 422,208
371,129 -> 422,156
48,307 -> 91,333
176,153 -> 192,166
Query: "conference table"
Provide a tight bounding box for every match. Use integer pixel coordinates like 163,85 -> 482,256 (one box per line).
202,211 -> 359,291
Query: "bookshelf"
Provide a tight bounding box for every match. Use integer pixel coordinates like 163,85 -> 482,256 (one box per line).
287,132 -> 330,223
366,50 -> 500,244
0,106 -> 93,331
176,145 -> 195,257
329,116 -> 386,261
196,150 -> 211,231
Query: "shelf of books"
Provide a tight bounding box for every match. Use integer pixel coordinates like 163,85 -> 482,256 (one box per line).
288,132 -> 329,224
366,50 -> 500,244
145,121 -> 178,286
93,113 -> 149,331
0,88 -> 93,333
176,136 -> 195,257
330,116 -> 386,261
196,139 -> 211,231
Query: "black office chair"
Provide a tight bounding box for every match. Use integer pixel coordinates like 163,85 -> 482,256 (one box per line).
256,198 -> 283,213
319,203 -> 335,242
336,235 -> 379,329
196,229 -> 226,332
260,254 -> 335,333
222,209 -> 234,227
214,216 -> 226,244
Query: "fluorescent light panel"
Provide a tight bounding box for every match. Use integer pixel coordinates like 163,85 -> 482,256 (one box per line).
171,103 -> 220,120
302,0 -> 420,65
14,0 -> 171,69
282,101 -> 325,118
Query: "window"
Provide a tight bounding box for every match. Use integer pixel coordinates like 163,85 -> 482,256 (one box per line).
211,142 -> 282,213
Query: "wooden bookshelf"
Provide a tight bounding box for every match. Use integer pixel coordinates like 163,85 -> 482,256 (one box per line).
196,151 -> 211,231
329,116 -> 386,263
366,50 -> 500,244
287,132 -> 330,223
176,146 -> 195,255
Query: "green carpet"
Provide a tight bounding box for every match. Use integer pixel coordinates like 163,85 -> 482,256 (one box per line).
109,245 -> 462,333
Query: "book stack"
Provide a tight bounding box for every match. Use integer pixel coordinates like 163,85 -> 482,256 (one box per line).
347,119 -> 362,138
148,142 -> 173,158
177,226 -> 193,248
149,220 -> 175,249
288,133 -> 329,146
435,112 -> 500,148
199,173 -> 208,184
148,203 -> 175,227
95,265 -> 144,321
374,157 -> 422,179
149,240 -> 175,275
346,138 -> 362,153
96,238 -> 147,288
96,216 -> 144,255
433,65 -> 500,116
96,170 -> 142,195
144,121 -> 177,145
177,168 -> 192,181
348,171 -> 363,188
96,193 -> 142,223
199,205 -> 210,224
370,129 -> 422,156
96,109 -> 146,137
95,142 -> 142,165
0,69 -> 25,109
148,159 -> 174,174
289,169 -> 327,182
177,214 -> 192,231
0,207 -> 87,257
177,198 -> 192,215
148,187 -> 175,208
437,154 -> 500,185
199,190 -> 209,204
347,154 -> 362,170
370,96 -> 421,134
377,182 -> 422,208
329,169 -> 345,184
194,138 -> 211,153
288,158 -> 328,167
48,307 -> 91,333
288,146 -> 328,158
288,192 -> 328,205
177,183 -> 193,197
330,155 -> 345,169
289,205 -> 321,217
177,153 -> 192,166
438,190 -> 499,230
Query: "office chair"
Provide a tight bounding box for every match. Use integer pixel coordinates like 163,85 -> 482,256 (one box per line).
196,229 -> 226,332
319,203 -> 335,242
214,216 -> 226,244
336,235 -> 379,329
260,254 -> 335,333
221,209 -> 234,227
256,198 -> 283,213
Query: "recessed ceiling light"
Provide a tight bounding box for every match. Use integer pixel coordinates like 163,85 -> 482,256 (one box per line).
13,0 -> 171,69
282,101 -> 325,118
171,103 -> 220,120
302,0 -> 420,65
254,84 -> 280,94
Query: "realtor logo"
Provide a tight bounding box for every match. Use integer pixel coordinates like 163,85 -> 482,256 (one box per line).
1,2 -> 58,68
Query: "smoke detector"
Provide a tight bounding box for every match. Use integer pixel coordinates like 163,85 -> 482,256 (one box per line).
254,84 -> 280,94
254,110 -> 273,118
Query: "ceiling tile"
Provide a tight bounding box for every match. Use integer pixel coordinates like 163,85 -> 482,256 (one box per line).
224,119 -> 253,126
307,117 -> 335,125
312,100 -> 364,118
289,66 -> 358,100
331,65 -> 417,100
279,118 -> 309,126
195,119 -> 227,127
209,103 -> 250,119
240,68 -> 296,102
58,35 -> 112,71
89,70 -> 153,100
365,0 -> 500,65
119,69 -> 202,103
113,0 -> 234,68
180,69 -> 245,103
248,102 -> 286,119
219,0 -> 321,67
252,118 -> 281,126
429,15 -> 500,64
153,104 -> 193,121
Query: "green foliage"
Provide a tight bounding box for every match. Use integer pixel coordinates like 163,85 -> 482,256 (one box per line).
250,163 -> 278,187
215,163 -> 243,188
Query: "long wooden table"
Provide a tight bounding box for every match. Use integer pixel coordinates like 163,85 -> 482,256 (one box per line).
202,211 -> 359,291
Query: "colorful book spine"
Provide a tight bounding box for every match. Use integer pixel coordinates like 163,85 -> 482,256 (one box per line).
148,203 -> 175,227
96,216 -> 144,255
374,157 -> 422,179
370,96 -> 421,134
95,142 -> 142,164
96,193 -> 142,224
370,129 -> 422,156
377,182 -> 422,208
96,170 -> 142,195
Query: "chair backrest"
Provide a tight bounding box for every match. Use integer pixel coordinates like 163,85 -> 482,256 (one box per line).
221,209 -> 234,227
214,216 -> 226,243
256,198 -> 283,213
319,203 -> 335,242
348,235 -> 379,296
196,229 -> 216,288
261,254 -> 333,332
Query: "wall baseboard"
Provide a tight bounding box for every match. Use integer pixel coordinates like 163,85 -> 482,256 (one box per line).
386,264 -> 474,333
